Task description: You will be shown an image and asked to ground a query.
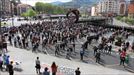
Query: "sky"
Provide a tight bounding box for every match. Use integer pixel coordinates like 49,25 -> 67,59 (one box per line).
20,0 -> 72,6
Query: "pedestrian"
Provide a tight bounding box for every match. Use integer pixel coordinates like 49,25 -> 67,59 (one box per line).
95,50 -> 101,63
8,61 -> 14,75
22,37 -> 25,48
55,44 -> 59,56
126,41 -> 130,49
8,35 -> 12,45
72,42 -> 75,52
108,44 -> 112,54
32,43 -> 37,52
75,67 -> 81,75
80,49 -> 84,61
0,54 -> 3,71
25,39 -> 29,49
66,49 -> 70,59
93,46 -> 98,55
120,50 -> 126,66
43,67 -> 50,75
35,57 -> 41,74
51,62 -> 58,75
6,55 -> 10,71
132,41 -> 134,52
13,37 -> 17,47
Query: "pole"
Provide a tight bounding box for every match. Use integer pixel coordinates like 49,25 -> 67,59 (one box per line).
10,1 -> 14,26
0,0 -> 2,34
0,0 -> 2,44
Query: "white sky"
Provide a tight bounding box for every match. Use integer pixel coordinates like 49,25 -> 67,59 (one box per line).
20,0 -> 72,6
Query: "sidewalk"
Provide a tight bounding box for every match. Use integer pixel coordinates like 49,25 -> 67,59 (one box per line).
113,18 -> 134,28
0,46 -> 133,75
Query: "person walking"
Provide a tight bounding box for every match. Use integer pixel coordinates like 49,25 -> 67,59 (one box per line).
51,62 -> 58,75
108,44 -> 112,54
35,57 -> 41,74
95,50 -> 101,63
8,61 -> 14,75
43,67 -> 50,75
80,49 -> 84,61
0,54 -> 3,71
120,50 -> 126,66
6,55 -> 10,71
93,46 -> 98,55
75,67 -> 81,75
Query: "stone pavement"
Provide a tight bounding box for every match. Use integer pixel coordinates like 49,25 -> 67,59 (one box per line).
0,46 -> 134,75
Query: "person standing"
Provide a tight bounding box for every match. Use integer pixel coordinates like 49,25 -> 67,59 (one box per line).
93,46 -> 98,55
43,67 -> 50,75
95,51 -> 101,63
8,35 -> 12,45
51,62 -> 58,75
55,44 -> 59,56
120,50 -> 126,66
0,54 -> 3,71
80,49 -> 84,61
108,44 -> 112,54
132,41 -> 134,52
6,55 -> 10,71
35,57 -> 41,74
75,67 -> 81,75
8,61 -> 14,75
72,42 -> 75,52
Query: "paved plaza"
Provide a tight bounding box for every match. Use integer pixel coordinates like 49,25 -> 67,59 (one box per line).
0,17 -> 134,75
0,46 -> 134,75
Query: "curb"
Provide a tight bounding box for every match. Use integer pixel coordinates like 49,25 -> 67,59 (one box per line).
124,66 -> 134,73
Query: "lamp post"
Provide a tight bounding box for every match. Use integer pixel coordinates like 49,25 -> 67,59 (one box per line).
0,0 -> 2,45
0,0 -> 2,34
10,0 -> 14,26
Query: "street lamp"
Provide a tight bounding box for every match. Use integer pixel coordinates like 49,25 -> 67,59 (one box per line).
10,0 -> 14,26
0,0 -> 2,34
0,0 -> 3,46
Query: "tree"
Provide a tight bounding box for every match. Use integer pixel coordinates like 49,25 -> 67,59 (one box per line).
35,2 -> 44,13
27,9 -> 37,17
35,2 -> 67,14
21,12 -> 28,17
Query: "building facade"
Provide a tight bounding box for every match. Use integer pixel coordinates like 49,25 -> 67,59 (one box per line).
128,0 -> 134,18
17,4 -> 32,15
91,5 -> 98,16
98,0 -> 126,16
0,0 -> 11,17
0,0 -> 21,17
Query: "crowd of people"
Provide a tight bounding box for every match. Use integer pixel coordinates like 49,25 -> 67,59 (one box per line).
0,19 -> 134,75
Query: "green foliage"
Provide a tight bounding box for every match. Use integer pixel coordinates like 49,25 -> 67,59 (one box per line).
116,16 -> 122,20
116,16 -> 134,25
21,12 -> 28,17
21,9 -> 36,18
35,2 -> 67,14
127,18 -> 134,25
28,9 -> 37,17
35,2 -> 44,13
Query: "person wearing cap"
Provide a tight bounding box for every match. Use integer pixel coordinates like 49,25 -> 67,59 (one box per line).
8,61 -> 14,75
